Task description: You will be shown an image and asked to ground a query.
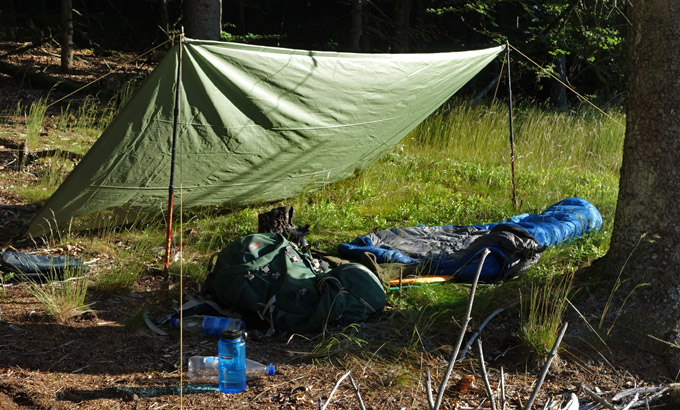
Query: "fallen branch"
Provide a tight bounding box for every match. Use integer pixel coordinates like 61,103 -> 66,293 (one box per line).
320,370 -> 351,410
426,369 -> 434,410
0,35 -> 53,58
432,248 -> 490,410
0,60 -> 90,95
348,374 -> 367,410
624,385 -> 674,409
477,339 -> 498,410
459,306 -> 509,361
581,385 -> 616,410
543,393 -> 578,410
612,385 -> 667,401
523,322 -> 568,410
620,393 -> 638,410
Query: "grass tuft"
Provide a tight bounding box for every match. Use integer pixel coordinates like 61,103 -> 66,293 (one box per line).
22,262 -> 92,324
519,271 -> 574,358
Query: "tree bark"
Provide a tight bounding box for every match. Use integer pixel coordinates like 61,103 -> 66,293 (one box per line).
393,0 -> 410,52
550,53 -> 567,110
596,0 -> 680,369
350,0 -> 364,52
60,0 -> 74,73
184,0 -> 222,41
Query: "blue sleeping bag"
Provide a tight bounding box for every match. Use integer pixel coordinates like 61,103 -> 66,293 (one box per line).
338,197 -> 602,282
474,197 -> 602,247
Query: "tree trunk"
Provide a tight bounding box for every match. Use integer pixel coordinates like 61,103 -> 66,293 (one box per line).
596,0 -> 680,369
60,0 -> 74,73
393,0 -> 410,52
238,0 -> 246,34
412,0 -> 425,50
350,0 -> 364,52
184,0 -> 222,41
159,0 -> 170,37
550,53 -> 567,110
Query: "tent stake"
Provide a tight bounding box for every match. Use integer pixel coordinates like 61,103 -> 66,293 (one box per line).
163,32 -> 184,292
506,41 -> 518,209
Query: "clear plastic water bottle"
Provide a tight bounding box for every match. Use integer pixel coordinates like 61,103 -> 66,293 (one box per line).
170,316 -> 244,337
218,329 -> 246,394
187,356 -> 275,381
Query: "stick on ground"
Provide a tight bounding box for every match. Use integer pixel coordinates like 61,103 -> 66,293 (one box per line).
348,374 -> 367,410
432,248 -> 490,410
523,322 -> 568,410
320,371 -> 351,410
477,339 -> 498,410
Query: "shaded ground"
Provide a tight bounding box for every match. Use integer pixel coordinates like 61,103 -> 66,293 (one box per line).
0,274 -> 673,410
0,40 -> 676,409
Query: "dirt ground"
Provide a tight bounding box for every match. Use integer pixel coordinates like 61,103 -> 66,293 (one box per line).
0,40 -> 676,410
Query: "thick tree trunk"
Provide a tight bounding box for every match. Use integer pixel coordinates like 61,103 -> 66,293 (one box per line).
60,0 -> 74,73
597,0 -> 680,369
184,0 -> 222,41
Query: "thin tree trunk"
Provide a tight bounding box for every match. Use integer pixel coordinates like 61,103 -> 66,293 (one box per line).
413,0 -> 424,50
550,53 -> 567,110
393,0 -> 410,52
238,0 -> 246,34
60,0 -> 74,73
350,0 -> 364,52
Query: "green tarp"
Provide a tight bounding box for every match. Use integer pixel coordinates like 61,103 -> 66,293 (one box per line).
26,39 -> 503,237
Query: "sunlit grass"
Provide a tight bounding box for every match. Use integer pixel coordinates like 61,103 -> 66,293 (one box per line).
4,97 -> 624,359
22,262 -> 92,323
519,271 -> 574,358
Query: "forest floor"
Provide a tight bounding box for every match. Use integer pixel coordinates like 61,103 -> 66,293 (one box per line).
0,39 -> 677,410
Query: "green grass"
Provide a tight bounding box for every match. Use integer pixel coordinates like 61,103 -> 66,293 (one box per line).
519,271 -> 574,357
2,97 -> 625,363
22,261 -> 92,323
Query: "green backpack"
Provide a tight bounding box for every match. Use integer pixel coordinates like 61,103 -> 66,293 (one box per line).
203,233 -> 386,334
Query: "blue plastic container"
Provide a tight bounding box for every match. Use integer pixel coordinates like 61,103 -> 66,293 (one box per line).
218,329 -> 246,394
170,316 -> 244,337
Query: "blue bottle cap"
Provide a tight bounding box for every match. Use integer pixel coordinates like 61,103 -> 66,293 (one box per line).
267,364 -> 275,376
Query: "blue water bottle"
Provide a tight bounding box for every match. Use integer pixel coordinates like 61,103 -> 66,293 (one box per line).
170,316 -> 244,337
218,329 -> 246,394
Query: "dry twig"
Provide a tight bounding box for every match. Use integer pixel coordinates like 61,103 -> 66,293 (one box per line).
319,371 -> 351,410
523,322 -> 568,410
426,369 -> 435,409
499,366 -> 507,410
432,248 -> 490,410
581,385 -> 617,410
348,374 -> 367,410
459,306 -> 509,361
477,339 -> 498,410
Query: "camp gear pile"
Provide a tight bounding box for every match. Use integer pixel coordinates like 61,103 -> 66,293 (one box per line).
203,233 -> 385,335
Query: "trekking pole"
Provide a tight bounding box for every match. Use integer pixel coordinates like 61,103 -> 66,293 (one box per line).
163,30 -> 184,292
506,40 -> 519,210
